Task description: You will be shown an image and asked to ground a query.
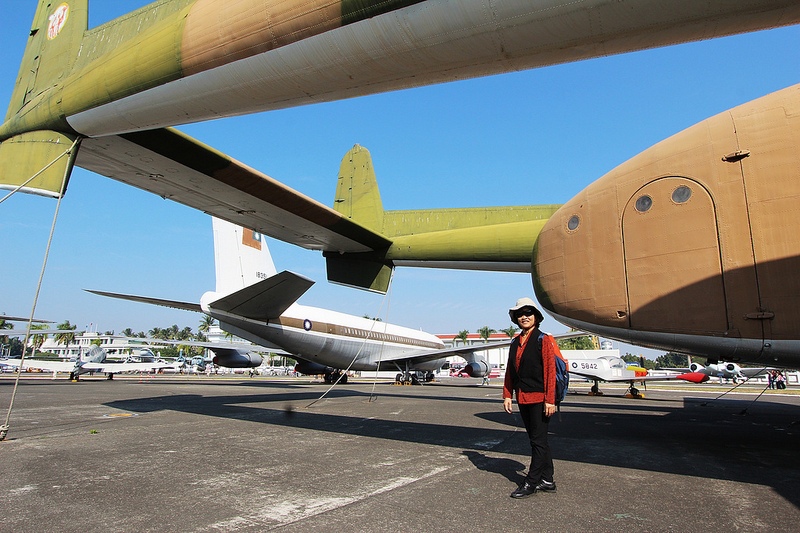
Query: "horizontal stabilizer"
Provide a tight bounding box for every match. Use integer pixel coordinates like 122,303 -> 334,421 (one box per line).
208,271 -> 314,321
85,289 -> 202,313
0,131 -> 79,197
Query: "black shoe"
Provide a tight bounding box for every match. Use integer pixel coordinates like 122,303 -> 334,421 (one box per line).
533,480 -> 557,493
510,481 -> 536,499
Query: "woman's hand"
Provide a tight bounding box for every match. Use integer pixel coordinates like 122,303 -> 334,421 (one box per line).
503,398 -> 513,414
544,402 -> 556,417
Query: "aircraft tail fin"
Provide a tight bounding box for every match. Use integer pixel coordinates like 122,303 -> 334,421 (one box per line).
212,217 -> 278,297
327,145 -> 394,292
0,1 -> 87,197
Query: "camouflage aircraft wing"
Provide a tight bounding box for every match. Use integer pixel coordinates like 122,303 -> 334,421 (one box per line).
76,128 -> 390,254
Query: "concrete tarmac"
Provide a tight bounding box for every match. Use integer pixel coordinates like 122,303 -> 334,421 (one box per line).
1,375 -> 799,532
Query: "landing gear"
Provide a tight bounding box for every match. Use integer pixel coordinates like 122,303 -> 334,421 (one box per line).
625,383 -> 644,399
324,370 -> 347,384
588,381 -> 603,396
394,370 -> 422,385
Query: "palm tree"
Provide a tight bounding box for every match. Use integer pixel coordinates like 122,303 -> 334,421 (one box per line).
121,328 -> 135,337
501,326 -> 518,338
455,330 -> 469,346
198,315 -> 216,335
0,315 -> 13,346
54,320 -> 78,357
29,324 -> 49,358
477,326 -> 496,342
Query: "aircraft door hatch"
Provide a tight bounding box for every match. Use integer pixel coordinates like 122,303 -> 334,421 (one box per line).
622,177 -> 728,335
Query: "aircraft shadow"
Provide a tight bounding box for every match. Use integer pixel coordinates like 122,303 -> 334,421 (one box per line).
104,387 -> 800,508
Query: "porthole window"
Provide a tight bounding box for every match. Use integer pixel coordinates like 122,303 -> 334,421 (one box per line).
635,195 -> 652,213
567,215 -> 580,231
672,185 -> 692,204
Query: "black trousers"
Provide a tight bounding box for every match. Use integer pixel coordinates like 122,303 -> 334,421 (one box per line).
518,402 -> 554,483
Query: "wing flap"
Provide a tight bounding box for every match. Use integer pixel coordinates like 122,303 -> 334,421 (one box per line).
76,129 -> 390,253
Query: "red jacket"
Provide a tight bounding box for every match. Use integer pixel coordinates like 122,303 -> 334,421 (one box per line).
503,329 -> 558,405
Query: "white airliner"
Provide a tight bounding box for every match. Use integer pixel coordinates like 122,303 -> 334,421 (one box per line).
88,218 -> 507,384
1,345 -> 176,380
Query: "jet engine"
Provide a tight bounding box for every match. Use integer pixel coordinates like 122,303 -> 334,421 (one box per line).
689,363 -> 705,373
209,348 -> 262,368
462,356 -> 490,378
294,361 -> 336,376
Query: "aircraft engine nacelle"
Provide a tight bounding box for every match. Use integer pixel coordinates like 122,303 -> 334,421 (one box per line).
294,360 -> 336,376
462,356 -> 490,378
210,349 -> 262,368
689,363 -> 705,373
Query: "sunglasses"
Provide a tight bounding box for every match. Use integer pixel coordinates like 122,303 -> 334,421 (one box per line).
514,308 -> 537,319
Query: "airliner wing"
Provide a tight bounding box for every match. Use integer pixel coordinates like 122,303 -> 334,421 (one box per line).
385,339 -> 513,366
0,359 -> 77,373
4,329 -> 79,336
131,337 -> 287,355
77,130 -> 390,254
208,271 -> 314,321
81,361 -> 178,373
84,289 -> 202,313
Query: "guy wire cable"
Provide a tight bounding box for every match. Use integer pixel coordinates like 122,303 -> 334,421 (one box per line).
1,137 -> 82,441
303,280 -> 393,409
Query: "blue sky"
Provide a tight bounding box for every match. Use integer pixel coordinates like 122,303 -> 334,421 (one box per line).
1,1 -> 798,358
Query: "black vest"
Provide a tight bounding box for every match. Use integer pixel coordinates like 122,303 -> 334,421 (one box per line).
506,330 -> 544,393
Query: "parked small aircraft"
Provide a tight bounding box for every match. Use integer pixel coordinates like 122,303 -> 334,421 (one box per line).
662,362 -> 773,384
1,345 -> 176,380
564,351 -> 683,398
88,217 -> 507,384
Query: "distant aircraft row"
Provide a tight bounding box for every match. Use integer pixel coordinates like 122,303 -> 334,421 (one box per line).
2,1 -> 800,370
5,216 -> 774,397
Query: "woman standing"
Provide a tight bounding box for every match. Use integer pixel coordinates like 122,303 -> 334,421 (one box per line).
503,297 -> 560,499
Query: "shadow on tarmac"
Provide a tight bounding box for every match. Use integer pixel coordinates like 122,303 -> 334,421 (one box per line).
102,381 -> 800,508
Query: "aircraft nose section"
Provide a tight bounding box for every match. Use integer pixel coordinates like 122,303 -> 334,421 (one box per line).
532,186 -> 629,330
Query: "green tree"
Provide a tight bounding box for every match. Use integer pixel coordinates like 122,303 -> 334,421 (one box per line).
557,336 -> 596,350
501,326 -> 518,338
198,315 -> 216,335
0,315 -> 13,348
477,326 -> 496,342
29,324 -> 49,358
54,320 -> 78,355
454,330 -> 470,346
655,352 -> 691,369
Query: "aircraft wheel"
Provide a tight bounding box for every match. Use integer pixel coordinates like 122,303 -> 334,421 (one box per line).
340,374 -> 348,384
395,373 -> 403,383
591,383 -> 600,394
